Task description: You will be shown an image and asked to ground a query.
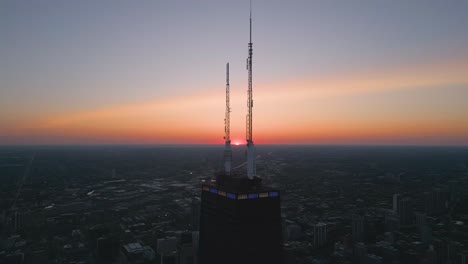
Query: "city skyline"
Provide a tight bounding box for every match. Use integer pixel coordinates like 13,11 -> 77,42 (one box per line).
1,0 -> 468,145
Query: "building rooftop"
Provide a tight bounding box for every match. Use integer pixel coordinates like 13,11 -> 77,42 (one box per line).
201,175 -> 280,200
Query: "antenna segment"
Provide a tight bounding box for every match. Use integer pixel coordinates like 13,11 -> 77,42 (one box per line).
246,1 -> 256,179
224,63 -> 232,175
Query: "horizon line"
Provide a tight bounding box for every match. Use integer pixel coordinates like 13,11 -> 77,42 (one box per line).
1,143 -> 468,148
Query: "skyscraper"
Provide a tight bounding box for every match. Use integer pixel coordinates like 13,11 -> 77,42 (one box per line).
425,188 -> 449,215
384,212 -> 400,232
392,193 -> 400,212
198,178 -> 283,264
352,214 -> 364,242
198,5 -> 283,264
398,198 -> 413,226
313,222 -> 327,248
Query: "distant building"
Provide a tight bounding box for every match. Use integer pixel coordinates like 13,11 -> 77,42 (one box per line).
414,212 -> 432,245
414,212 -> 427,227
7,211 -> 23,232
392,194 -> 400,212
433,239 -> 447,264
458,251 -> 468,264
425,188 -> 449,215
144,246 -> 155,261
313,223 -> 327,248
120,242 -> 148,264
426,245 -> 437,264
352,214 -> 364,242
157,237 -> 178,257
398,198 -> 413,226
385,212 -> 400,232
448,179 -> 463,201
421,225 -> 433,246
97,236 -> 119,262
190,197 -> 200,231
0,210 -> 4,226
384,232 -> 394,244
285,224 -> 302,242
191,231 -> 199,264
177,232 -> 194,264
447,241 -> 464,264
354,242 -> 367,263
161,253 -> 177,264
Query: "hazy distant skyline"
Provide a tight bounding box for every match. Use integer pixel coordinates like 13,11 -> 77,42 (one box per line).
1,0 -> 468,145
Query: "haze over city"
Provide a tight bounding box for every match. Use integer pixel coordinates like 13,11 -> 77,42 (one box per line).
1,0 -> 468,145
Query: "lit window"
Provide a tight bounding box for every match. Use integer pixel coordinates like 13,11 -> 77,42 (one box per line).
259,192 -> 269,198
210,188 -> 218,194
238,194 -> 248,200
227,193 -> 236,199
219,191 -> 226,196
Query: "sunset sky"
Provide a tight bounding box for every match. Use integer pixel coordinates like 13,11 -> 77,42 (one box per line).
1,0 -> 468,145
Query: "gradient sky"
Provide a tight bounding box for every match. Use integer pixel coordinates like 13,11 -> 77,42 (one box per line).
1,0 -> 468,145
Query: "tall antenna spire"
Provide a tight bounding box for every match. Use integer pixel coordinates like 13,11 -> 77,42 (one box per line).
224,63 -> 232,175
246,0 -> 255,179
250,0 -> 252,43
225,63 -> 230,142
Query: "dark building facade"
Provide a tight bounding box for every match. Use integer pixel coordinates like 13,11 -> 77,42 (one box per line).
199,176 -> 283,264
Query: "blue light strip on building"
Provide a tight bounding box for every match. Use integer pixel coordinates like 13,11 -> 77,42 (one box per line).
248,193 -> 259,199
202,186 -> 279,199
269,191 -> 279,197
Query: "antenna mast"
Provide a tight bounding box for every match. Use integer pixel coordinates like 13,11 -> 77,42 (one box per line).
246,1 -> 256,179
224,63 -> 232,175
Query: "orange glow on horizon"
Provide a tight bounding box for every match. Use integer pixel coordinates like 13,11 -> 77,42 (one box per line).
2,55 -> 468,145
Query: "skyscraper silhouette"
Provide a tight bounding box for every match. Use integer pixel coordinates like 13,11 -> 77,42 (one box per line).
198,178 -> 283,264
198,4 -> 283,264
